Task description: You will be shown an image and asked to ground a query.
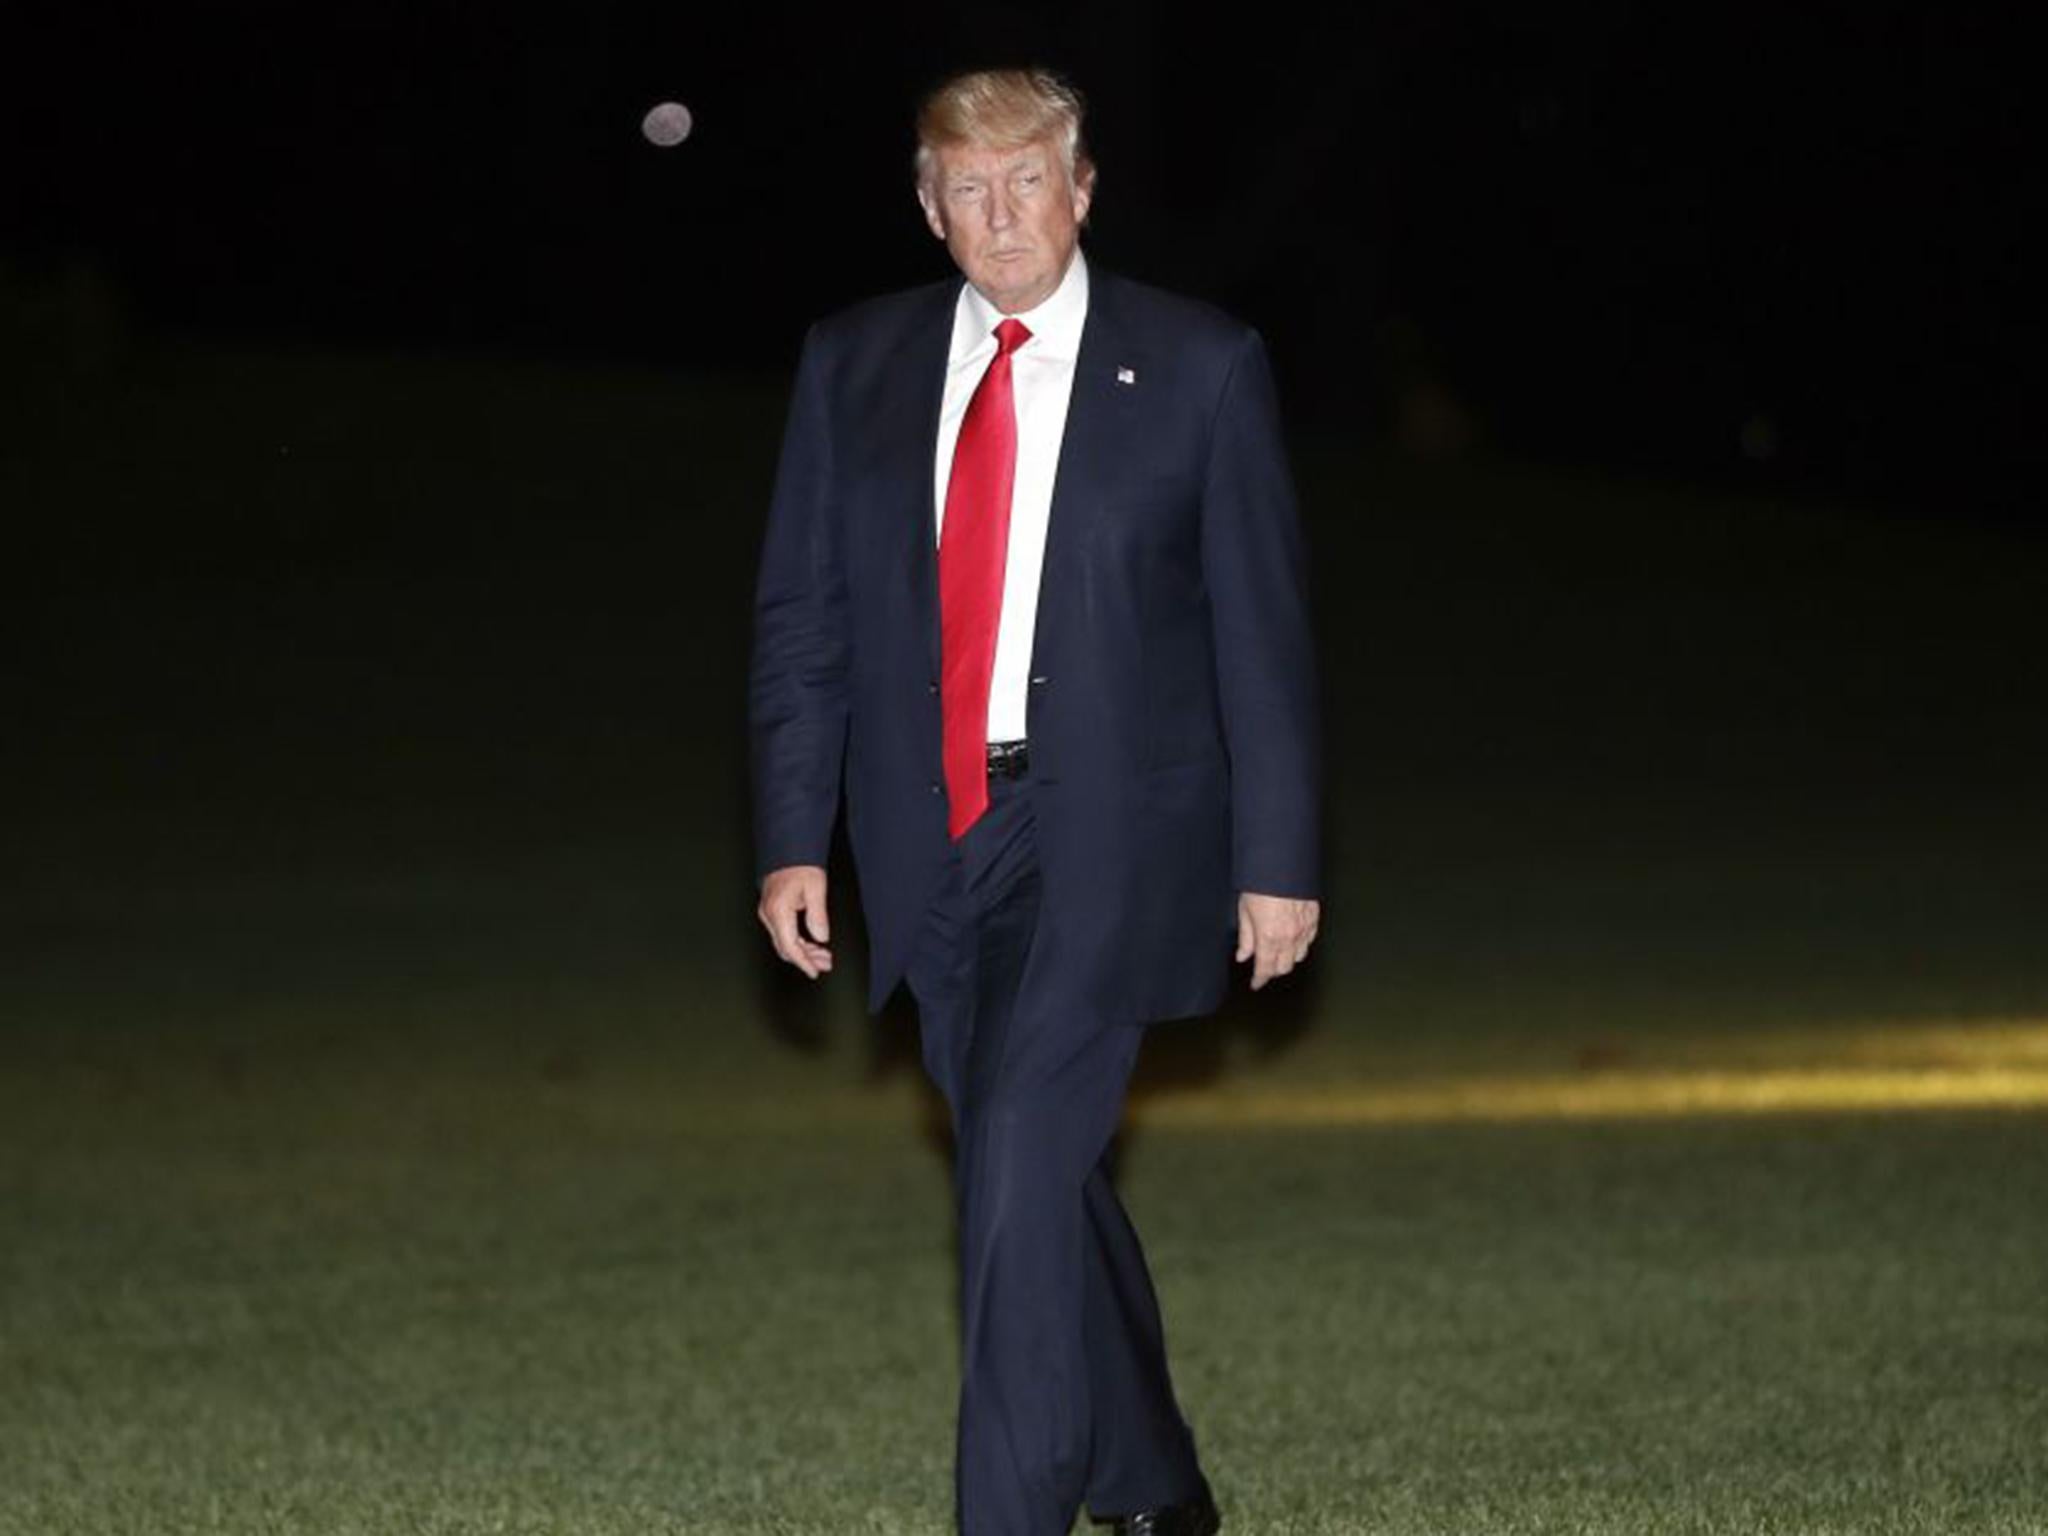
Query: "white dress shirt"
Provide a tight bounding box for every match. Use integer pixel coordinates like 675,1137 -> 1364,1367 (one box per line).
933,244 -> 1089,743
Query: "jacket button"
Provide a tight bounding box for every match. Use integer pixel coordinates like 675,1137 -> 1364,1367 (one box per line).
928,781 -> 941,795
1029,675 -> 1049,687
927,681 -> 939,694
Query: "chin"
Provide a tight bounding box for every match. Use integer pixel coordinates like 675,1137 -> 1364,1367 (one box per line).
984,265 -> 1039,294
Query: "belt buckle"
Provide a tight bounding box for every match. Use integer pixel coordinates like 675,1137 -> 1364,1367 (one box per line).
986,739 -> 1029,779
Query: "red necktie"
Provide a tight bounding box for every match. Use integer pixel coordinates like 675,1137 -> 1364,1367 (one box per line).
939,316 -> 1032,840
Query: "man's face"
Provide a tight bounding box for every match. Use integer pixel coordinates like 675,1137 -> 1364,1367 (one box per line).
917,135 -> 1094,316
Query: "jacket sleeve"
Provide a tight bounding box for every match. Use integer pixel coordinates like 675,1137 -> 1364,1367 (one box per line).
748,321 -> 852,883
1199,326 -> 1324,900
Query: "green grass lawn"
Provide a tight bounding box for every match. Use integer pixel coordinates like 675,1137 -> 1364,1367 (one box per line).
4,1029 -> 2045,1535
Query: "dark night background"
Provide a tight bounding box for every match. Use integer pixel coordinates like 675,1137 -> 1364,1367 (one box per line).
7,5 -> 2037,508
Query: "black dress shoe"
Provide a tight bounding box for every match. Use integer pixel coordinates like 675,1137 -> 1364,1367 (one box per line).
1116,1485 -> 1220,1536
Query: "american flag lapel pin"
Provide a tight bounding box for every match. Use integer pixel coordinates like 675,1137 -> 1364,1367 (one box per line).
1115,365 -> 1137,386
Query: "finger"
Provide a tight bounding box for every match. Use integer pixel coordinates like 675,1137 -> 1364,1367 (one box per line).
796,932 -> 833,971
1252,933 -> 1278,989
793,882 -> 832,972
1262,934 -> 1295,986
1236,904 -> 1254,963
795,901 -> 833,956
770,902 -> 821,979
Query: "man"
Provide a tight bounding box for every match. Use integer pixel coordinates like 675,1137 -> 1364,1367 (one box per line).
750,66 -> 1321,1536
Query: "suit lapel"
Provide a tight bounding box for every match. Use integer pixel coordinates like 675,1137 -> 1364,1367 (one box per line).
899,274 -> 963,688
1028,262 -> 1140,687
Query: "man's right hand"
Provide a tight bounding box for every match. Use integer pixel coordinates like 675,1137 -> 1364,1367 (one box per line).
757,864 -> 833,979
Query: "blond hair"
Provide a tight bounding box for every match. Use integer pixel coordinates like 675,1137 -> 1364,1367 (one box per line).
913,67 -> 1094,195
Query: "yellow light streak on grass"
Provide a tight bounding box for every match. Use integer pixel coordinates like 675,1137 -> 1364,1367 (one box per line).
1130,1019 -> 2048,1127
1130,1064 -> 2048,1127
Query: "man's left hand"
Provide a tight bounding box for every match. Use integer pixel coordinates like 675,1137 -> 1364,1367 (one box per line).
1235,891 -> 1321,990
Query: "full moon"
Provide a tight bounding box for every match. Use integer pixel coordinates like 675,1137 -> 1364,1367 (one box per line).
642,102 -> 694,147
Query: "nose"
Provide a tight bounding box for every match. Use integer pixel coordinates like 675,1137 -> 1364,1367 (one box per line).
985,185 -> 1017,232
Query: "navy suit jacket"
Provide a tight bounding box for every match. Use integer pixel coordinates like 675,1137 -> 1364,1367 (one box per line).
749,255 -> 1321,1024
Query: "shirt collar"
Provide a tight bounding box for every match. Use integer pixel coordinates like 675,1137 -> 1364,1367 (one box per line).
949,244 -> 1090,365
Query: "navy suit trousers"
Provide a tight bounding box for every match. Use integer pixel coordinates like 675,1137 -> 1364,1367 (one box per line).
903,761 -> 1213,1535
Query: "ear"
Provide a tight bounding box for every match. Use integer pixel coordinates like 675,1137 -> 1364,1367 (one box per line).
915,183 -> 947,242
1070,160 -> 1097,226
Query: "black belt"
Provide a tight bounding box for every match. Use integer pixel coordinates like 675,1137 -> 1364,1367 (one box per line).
986,738 -> 1030,778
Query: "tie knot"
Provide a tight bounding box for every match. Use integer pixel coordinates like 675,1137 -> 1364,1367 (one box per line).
993,317 -> 1031,357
